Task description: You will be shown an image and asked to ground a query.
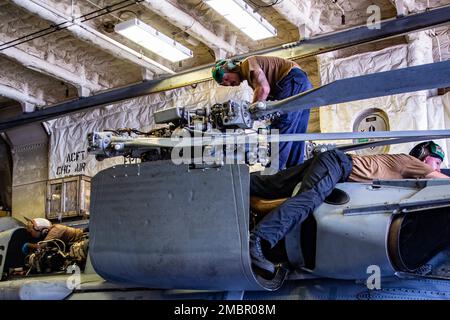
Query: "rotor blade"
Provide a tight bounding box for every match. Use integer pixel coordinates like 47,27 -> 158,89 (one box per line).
336,136 -> 450,152
99,130 -> 450,149
272,130 -> 450,143
256,60 -> 450,117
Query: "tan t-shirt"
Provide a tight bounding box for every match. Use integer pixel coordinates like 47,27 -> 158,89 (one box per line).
44,224 -> 84,246
239,56 -> 299,93
348,154 -> 434,182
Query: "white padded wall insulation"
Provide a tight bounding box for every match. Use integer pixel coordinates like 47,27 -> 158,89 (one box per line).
403,0 -> 450,13
427,92 -> 450,168
46,81 -> 252,179
432,26 -> 450,63
317,31 -> 446,161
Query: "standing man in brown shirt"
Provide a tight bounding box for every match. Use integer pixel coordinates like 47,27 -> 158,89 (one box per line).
249,141 -> 449,273
212,55 -> 313,170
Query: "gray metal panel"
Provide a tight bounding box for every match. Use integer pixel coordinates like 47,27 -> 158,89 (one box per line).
400,184 -> 450,206
153,106 -> 183,124
373,179 -> 450,188
0,227 -> 19,278
0,217 -> 24,233
285,224 -> 304,269
89,161 -> 277,291
311,183 -> 419,280
342,184 -> 450,215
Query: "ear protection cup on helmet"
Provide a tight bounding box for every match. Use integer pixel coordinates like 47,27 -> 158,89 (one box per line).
31,224 -> 49,238
41,227 -> 49,237
409,142 -> 429,161
226,59 -> 240,71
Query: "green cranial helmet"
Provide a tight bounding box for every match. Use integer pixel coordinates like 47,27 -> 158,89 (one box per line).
429,141 -> 445,161
211,59 -> 227,84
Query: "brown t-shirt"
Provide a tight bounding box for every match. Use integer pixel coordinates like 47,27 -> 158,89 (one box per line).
44,224 -> 84,246
239,56 -> 299,94
348,154 -> 434,182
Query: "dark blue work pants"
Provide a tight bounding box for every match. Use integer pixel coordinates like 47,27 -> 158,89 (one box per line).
251,150 -> 353,247
271,68 -> 313,170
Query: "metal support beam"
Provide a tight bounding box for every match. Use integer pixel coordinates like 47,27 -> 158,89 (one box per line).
0,84 -> 45,107
0,5 -> 449,131
0,45 -> 103,94
141,0 -> 236,55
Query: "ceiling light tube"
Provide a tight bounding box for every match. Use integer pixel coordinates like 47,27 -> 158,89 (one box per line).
115,18 -> 193,62
204,0 -> 277,40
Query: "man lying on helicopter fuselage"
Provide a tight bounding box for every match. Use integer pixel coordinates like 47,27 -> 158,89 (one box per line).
249,141 -> 449,274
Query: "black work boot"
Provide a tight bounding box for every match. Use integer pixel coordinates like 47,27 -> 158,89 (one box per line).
249,233 -> 275,274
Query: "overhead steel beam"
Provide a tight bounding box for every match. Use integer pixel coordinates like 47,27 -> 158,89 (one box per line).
0,5 -> 449,131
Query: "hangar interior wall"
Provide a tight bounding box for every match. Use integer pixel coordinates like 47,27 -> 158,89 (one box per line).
317,31 -> 449,167
428,92 -> 450,165
8,124 -> 48,220
0,137 -> 12,211
11,144 -> 48,220
294,56 -> 321,133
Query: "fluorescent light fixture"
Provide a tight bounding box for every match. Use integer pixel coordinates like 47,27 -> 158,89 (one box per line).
204,0 -> 277,40
115,18 -> 193,63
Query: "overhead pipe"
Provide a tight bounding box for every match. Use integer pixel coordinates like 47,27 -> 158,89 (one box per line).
0,44 -> 103,95
0,84 -> 46,108
260,0 -> 319,36
142,0 -> 236,55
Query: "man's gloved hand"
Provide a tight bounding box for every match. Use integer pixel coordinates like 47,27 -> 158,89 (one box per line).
22,243 -> 40,254
249,101 -> 267,113
22,243 -> 31,255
